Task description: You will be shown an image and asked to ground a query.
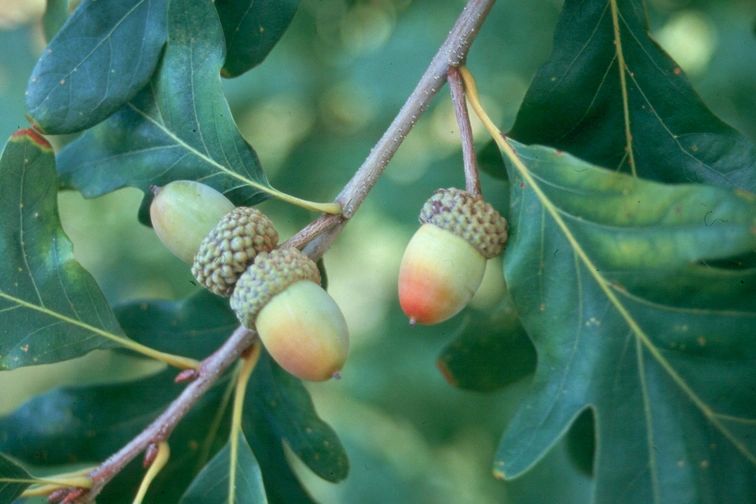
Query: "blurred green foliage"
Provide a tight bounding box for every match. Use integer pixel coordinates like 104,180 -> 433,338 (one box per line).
0,0 -> 754,502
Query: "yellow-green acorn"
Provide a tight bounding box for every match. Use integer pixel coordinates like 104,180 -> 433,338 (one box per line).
150,180 -> 235,264
230,248 -> 349,381
398,188 -> 508,325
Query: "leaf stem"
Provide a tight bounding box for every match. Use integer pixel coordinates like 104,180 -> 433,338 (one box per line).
228,343 -> 261,502
17,472 -> 93,498
448,66 -> 481,196
133,441 -> 170,504
263,185 -> 342,215
0,291 -> 200,370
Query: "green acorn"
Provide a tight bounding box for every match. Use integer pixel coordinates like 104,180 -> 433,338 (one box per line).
230,248 -> 349,381
150,180 -> 235,264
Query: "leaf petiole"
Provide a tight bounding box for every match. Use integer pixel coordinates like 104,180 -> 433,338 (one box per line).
263,185 -> 343,215
228,342 -> 261,502
16,468 -> 94,498
133,441 -> 170,504
216,161 -> 341,214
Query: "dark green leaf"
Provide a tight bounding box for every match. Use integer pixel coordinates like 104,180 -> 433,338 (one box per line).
246,353 -> 349,483
509,0 -> 756,191
217,0 -> 300,78
115,290 -> 237,361
0,369 -> 187,464
42,0 -> 69,43
243,413 -> 315,504
566,408 -> 596,476
27,0 -> 168,134
0,130 -> 122,370
437,298 -> 536,392
495,141 -> 756,503
478,140 -> 507,181
56,0 -> 270,210
180,432 -> 267,504
0,453 -> 30,502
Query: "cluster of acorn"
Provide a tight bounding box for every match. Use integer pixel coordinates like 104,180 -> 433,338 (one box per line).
149,181 -> 507,382
150,181 -> 349,381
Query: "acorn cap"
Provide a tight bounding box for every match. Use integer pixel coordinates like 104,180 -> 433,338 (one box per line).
191,207 -> 279,296
419,188 -> 508,258
230,247 -> 321,328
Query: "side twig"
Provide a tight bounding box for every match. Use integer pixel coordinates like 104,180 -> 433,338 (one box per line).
71,1 -> 497,501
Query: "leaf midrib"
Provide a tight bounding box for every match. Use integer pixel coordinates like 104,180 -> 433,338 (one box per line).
609,0 -> 637,176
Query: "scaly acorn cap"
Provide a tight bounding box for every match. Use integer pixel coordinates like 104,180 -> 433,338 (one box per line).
191,207 -> 279,296
230,247 -> 321,328
419,187 -> 508,258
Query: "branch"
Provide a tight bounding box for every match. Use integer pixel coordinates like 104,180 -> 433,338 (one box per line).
69,1 -> 497,501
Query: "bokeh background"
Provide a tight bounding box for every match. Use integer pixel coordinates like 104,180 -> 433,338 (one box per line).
1,0 -> 754,502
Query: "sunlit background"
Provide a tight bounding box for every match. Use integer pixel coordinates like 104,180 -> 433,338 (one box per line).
1,0 -> 754,502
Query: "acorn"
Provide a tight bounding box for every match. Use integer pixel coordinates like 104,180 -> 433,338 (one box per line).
398,188 -> 508,325
230,248 -> 349,381
150,180 -> 235,264
150,180 -> 278,296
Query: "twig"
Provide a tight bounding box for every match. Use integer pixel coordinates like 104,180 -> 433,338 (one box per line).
448,66 -> 481,195
70,1 -> 497,501
281,213 -> 342,250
